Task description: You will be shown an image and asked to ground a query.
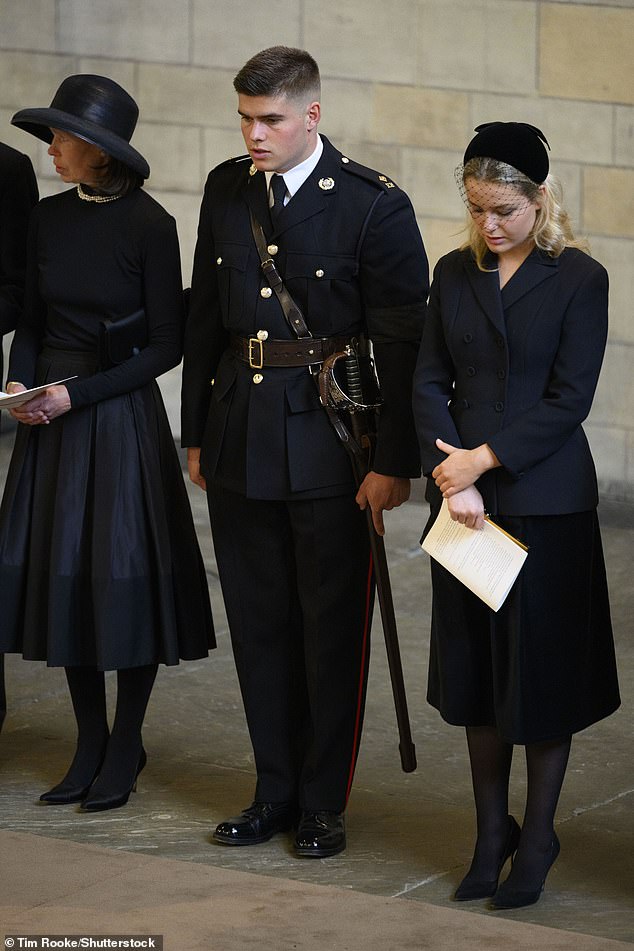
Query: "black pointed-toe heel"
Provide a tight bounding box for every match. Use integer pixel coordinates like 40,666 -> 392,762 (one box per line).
454,815 -> 521,901
490,832 -> 560,909
40,753 -> 107,805
80,747 -> 147,813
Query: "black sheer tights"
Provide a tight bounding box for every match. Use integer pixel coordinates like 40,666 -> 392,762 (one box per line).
54,664 -> 157,796
464,725 -> 571,889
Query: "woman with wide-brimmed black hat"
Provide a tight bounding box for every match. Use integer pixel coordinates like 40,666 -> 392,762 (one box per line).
0,75 -> 215,811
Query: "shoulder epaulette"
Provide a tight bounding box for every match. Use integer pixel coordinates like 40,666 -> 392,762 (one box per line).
339,154 -> 400,191
214,153 -> 251,171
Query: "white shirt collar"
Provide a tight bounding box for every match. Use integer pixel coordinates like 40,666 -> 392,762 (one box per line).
266,135 -> 323,202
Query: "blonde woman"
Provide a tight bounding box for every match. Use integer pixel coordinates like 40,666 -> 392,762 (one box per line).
413,123 -> 620,909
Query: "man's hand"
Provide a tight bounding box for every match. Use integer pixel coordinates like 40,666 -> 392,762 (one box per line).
446,485 -> 486,530
9,384 -> 71,426
355,472 -> 410,536
432,439 -> 500,497
187,447 -> 207,491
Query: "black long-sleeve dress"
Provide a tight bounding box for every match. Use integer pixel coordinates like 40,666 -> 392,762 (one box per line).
0,186 -> 214,670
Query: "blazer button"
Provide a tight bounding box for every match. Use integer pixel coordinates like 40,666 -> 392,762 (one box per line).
463,332 -> 473,343
253,373 -> 264,384
495,401 -> 504,412
260,287 -> 272,298
467,366 -> 476,377
267,244 -> 278,255
496,336 -> 505,349
497,369 -> 506,379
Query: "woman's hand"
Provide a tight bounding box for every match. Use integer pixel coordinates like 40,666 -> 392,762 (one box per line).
432,439 -> 500,497
446,485 -> 486,530
356,472 -> 410,536
187,447 -> 207,491
9,384 -> 71,426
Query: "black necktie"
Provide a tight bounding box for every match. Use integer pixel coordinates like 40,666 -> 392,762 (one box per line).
269,174 -> 287,223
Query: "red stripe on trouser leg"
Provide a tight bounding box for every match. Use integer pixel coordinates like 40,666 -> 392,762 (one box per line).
344,553 -> 374,805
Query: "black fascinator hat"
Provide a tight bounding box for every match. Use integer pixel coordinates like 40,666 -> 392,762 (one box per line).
463,122 -> 550,185
11,74 -> 149,179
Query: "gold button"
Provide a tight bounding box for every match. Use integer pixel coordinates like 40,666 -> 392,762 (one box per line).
256,329 -> 268,340
315,269 -> 324,278
216,257 -> 222,265
341,156 -> 350,163
267,244 -> 278,255
253,373 -> 263,384
260,287 -> 272,299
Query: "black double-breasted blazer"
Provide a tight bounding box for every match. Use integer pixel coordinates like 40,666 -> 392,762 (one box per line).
413,246 -> 608,515
182,136 -> 429,500
0,142 -> 38,381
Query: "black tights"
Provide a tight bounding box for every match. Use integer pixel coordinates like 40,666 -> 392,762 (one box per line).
60,664 -> 157,794
465,725 -> 571,888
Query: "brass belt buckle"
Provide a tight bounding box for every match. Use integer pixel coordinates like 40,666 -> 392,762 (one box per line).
248,337 -> 264,369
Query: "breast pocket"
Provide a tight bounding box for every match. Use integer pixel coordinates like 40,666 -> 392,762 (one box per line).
285,253 -> 357,335
215,243 -> 250,321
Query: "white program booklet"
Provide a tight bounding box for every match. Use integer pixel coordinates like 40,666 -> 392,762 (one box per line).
0,377 -> 77,410
421,500 -> 528,612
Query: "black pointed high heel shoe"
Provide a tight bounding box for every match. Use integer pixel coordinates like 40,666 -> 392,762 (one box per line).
454,815 -> 521,901
39,748 -> 108,805
490,832 -> 560,909
80,747 -> 147,812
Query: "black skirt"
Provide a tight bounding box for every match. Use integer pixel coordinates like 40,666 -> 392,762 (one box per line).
426,508 -> 620,744
0,348 -> 215,670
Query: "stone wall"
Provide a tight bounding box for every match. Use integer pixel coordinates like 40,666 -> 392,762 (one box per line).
1,0 -> 632,497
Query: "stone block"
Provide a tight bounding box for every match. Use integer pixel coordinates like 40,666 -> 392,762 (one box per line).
304,0 -> 419,85
540,4 -> 634,104
417,0 -> 536,94
146,188 -> 206,285
0,109 -> 40,166
420,217 -> 466,273
469,92 -> 613,167
203,128 -> 249,176
1,0 -> 56,52
615,106 -> 634,167
590,342 -> 634,430
134,123 -> 202,192
586,424 -> 627,497
138,64 -> 236,128
583,167 -> 634,238
554,162 -> 583,239
373,85 -> 468,150
58,0 -> 189,63
590,237 -> 634,345
192,0 -> 300,69
0,52 -> 74,111
321,80 -> 375,144
401,148 -> 464,219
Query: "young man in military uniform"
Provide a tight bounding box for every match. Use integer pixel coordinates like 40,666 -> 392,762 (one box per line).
182,46 -> 428,857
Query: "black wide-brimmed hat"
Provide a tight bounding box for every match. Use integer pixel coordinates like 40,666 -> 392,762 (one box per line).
11,74 -> 149,179
463,122 -> 550,184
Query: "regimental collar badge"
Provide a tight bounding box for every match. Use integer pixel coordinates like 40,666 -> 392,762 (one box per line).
249,164 -> 257,176
318,177 -> 335,191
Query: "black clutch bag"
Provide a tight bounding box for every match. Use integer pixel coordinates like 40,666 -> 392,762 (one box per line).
98,309 -> 148,369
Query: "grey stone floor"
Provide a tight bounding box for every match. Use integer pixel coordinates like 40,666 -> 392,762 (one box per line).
0,420 -> 632,945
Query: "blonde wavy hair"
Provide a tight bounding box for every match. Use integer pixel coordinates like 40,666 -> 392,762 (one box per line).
460,157 -> 589,271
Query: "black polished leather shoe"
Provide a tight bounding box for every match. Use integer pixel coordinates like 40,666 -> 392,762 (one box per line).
295,810 -> 346,858
213,801 -> 295,845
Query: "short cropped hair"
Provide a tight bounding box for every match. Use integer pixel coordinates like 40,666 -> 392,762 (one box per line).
233,46 -> 321,104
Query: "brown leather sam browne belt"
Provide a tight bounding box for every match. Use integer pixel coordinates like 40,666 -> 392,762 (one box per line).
230,334 -> 350,369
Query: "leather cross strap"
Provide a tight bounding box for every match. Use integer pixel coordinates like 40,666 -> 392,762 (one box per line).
230,334 -> 349,368
249,209 -> 312,339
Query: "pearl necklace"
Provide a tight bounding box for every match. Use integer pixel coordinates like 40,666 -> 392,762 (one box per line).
76,183 -> 122,203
